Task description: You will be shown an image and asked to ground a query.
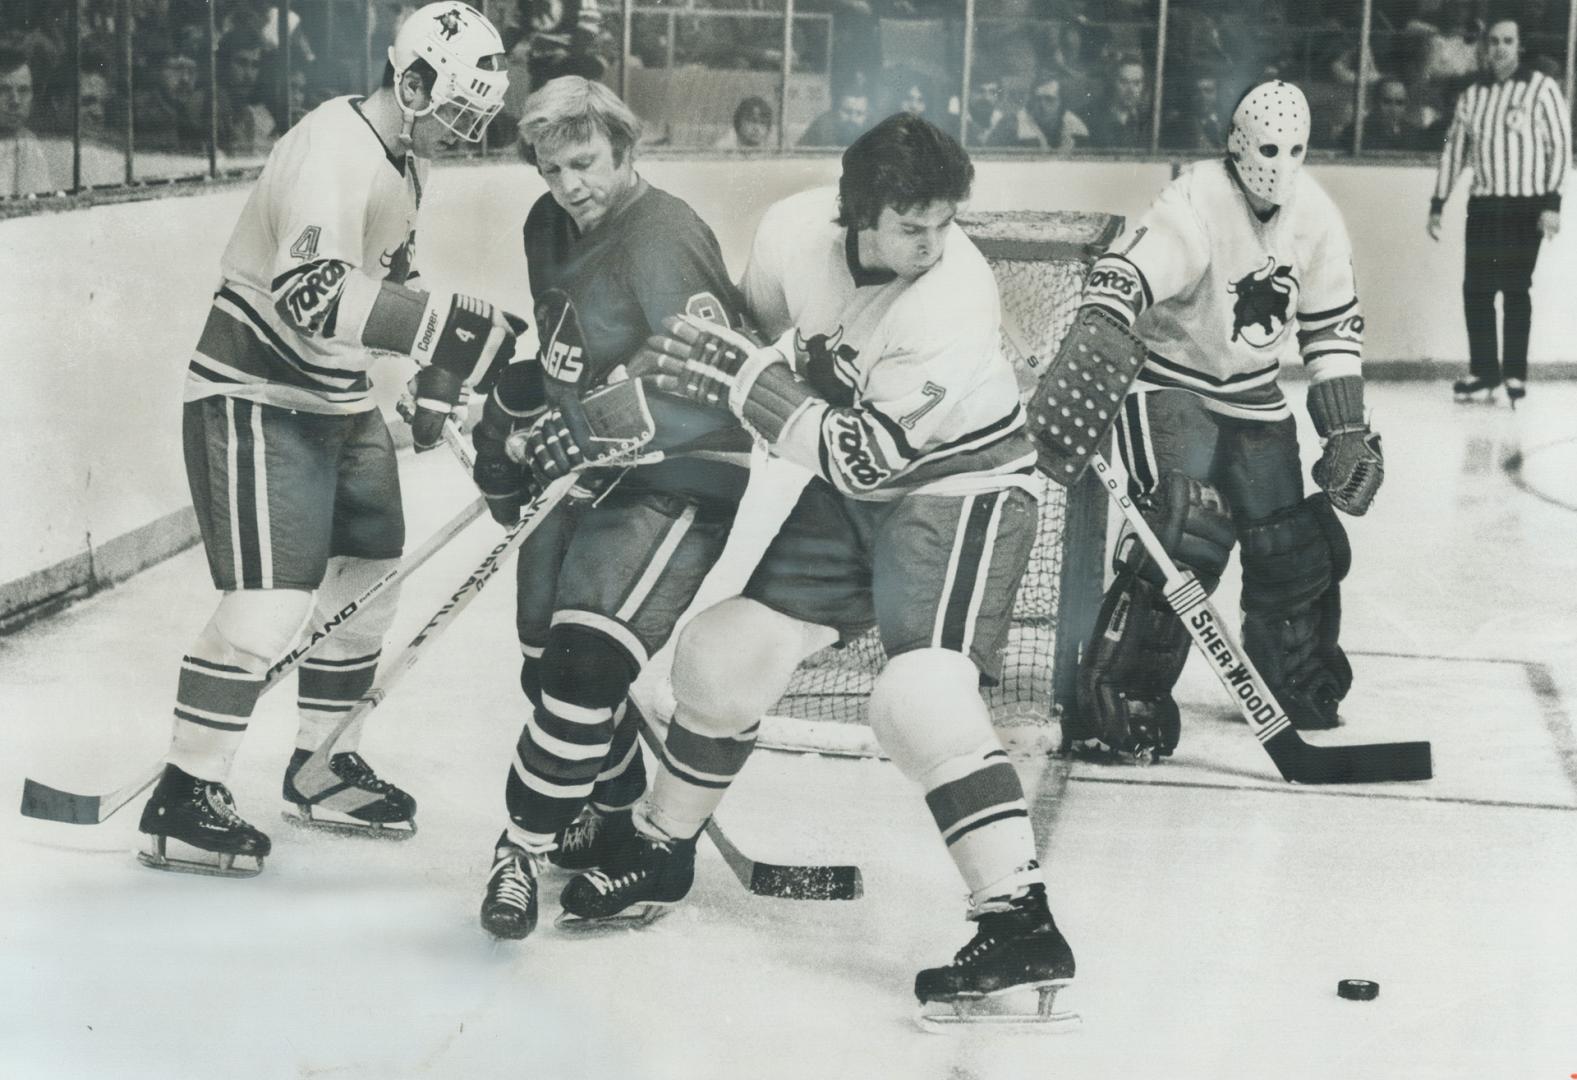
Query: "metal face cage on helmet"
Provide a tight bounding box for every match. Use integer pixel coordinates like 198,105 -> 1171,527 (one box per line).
1227,80 -> 1310,207
388,1 -> 508,143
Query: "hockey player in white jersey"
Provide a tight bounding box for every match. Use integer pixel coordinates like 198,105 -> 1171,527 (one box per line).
138,2 -> 524,876
558,114 -> 1078,1026
1061,79 -> 1384,765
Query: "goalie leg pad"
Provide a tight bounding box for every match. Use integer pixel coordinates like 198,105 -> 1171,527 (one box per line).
1239,494 -> 1353,730
1071,563 -> 1190,762
1131,471 -> 1235,589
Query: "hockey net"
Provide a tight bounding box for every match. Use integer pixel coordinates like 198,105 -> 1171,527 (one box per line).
757,210 -> 1123,758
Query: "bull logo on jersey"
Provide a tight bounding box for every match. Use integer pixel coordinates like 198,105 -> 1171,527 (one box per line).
379,234 -> 417,283
1228,257 -> 1297,348
535,290 -> 587,384
793,326 -> 859,407
435,9 -> 464,39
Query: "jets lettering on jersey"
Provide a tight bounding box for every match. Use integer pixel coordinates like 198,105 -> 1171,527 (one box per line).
535,290 -> 587,383
1228,257 -> 1297,348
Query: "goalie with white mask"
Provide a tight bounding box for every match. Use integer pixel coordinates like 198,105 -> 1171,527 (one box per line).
1054,79 -> 1384,769
138,2 -> 521,877
561,113 -> 1079,1029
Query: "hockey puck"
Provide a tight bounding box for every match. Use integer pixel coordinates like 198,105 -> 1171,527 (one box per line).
1337,979 -> 1379,1001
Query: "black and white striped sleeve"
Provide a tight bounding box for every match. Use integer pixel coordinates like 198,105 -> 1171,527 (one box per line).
1535,74 -> 1569,212
1430,87 -> 1473,214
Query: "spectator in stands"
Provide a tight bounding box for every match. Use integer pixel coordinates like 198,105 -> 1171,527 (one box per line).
46,62 -> 117,141
1044,19 -> 1097,120
882,67 -> 931,120
0,45 -> 51,196
518,0 -> 608,91
715,95 -> 773,149
206,27 -> 277,155
1343,76 -> 1429,152
798,83 -> 870,146
984,71 -> 1088,151
1161,70 -> 1225,150
1085,53 -> 1147,149
136,47 -> 205,153
962,72 -> 1007,146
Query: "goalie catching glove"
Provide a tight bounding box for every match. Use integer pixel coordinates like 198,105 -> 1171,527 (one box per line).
1307,376 -> 1383,516
628,313 -> 816,442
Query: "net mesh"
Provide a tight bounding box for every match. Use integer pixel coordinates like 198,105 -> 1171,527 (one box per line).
764,210 -> 1121,753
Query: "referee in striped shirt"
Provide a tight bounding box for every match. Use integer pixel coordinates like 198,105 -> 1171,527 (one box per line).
1427,15 -> 1570,405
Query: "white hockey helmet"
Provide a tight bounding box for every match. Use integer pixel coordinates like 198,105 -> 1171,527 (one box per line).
388,1 -> 508,143
1227,80 -> 1310,206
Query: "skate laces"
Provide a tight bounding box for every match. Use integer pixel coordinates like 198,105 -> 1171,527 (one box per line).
489,848 -> 536,911
333,753 -> 392,793
586,836 -> 673,895
559,809 -> 603,853
201,783 -> 246,829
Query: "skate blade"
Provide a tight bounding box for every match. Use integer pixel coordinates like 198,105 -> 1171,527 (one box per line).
553,901 -> 676,932
281,804 -> 417,840
916,980 -> 1080,1034
138,838 -> 264,879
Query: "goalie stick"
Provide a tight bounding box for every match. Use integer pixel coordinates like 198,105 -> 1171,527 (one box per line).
19,459 -> 490,825
1008,282 -> 1431,783
1088,454 -> 1432,784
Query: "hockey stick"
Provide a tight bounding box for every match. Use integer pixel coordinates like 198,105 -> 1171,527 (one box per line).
633,719 -> 863,901
289,427 -> 664,802
19,421 -> 486,826
1089,454 -> 1432,784
432,425 -> 862,899
19,495 -> 490,825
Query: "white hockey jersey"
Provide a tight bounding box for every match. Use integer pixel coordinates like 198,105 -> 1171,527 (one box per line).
185,96 -> 426,414
1082,159 -> 1363,421
741,187 -> 1036,501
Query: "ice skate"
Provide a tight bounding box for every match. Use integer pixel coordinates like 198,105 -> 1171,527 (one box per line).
1452,376 -> 1499,404
546,805 -> 637,872
1504,378 -> 1526,408
914,884 -> 1080,1032
137,763 -> 270,878
556,830 -> 695,929
480,832 -> 542,940
281,749 -> 416,839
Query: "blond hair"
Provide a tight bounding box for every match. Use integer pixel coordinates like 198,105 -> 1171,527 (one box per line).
519,76 -> 642,166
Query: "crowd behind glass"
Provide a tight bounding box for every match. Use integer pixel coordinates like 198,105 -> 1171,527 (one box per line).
1,0 -> 1571,198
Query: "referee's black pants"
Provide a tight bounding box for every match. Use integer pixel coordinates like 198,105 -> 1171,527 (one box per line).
1463,195 -> 1546,384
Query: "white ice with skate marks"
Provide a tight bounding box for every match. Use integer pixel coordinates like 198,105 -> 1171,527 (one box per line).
3,385 -> 1576,1079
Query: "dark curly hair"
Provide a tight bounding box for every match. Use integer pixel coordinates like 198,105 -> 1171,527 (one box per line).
836,112 -> 974,231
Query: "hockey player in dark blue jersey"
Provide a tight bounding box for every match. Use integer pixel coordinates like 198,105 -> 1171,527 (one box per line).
472,76 -> 753,940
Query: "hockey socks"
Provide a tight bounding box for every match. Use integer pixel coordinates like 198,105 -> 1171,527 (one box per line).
639,707 -> 760,842
167,654 -> 265,781
294,649 -> 380,753
919,740 -> 1042,905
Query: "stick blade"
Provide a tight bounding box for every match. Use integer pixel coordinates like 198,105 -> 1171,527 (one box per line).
19,778 -> 102,825
747,862 -> 864,901
1267,731 -> 1434,784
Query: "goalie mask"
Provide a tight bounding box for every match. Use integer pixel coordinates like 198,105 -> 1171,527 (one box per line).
388,1 -> 508,143
1228,80 -> 1310,206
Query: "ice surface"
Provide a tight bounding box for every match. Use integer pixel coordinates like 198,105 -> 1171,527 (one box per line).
3,385 -> 1575,1080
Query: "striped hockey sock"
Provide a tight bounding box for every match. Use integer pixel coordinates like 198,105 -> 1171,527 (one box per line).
294,650 -> 380,754
920,740 -> 1042,904
167,653 -> 266,781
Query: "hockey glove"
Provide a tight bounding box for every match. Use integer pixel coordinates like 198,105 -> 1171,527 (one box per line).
629,314 -> 814,440
505,379 -> 658,489
398,368 -> 472,452
472,438 -> 538,525
1307,377 -> 1384,516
